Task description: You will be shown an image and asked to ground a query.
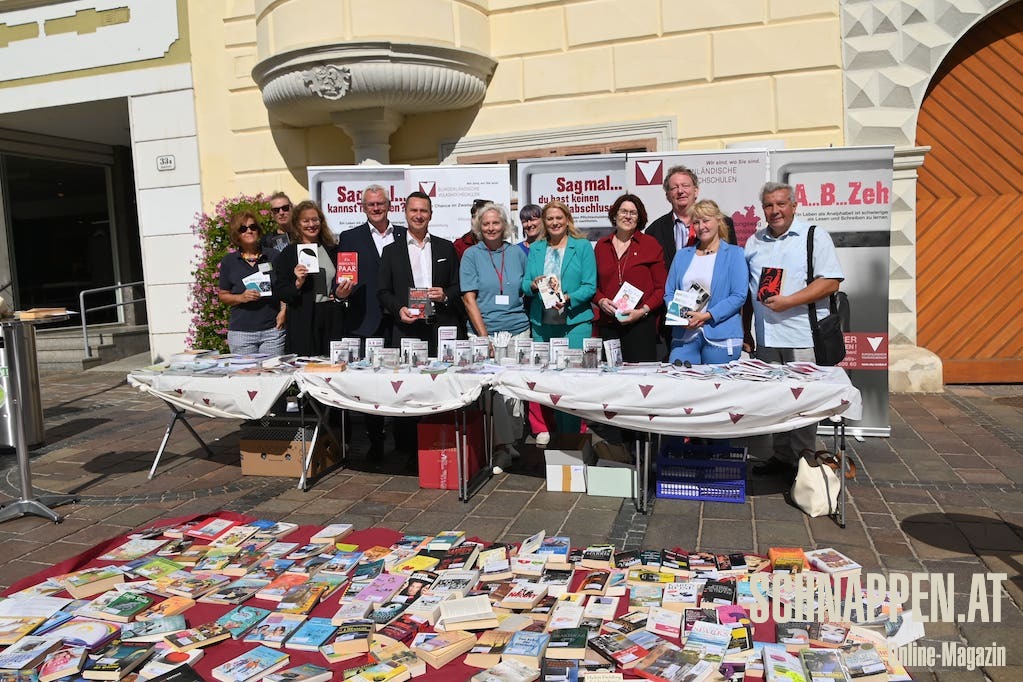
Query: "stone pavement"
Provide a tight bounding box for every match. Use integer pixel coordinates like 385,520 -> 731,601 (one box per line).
1,359 -> 1021,679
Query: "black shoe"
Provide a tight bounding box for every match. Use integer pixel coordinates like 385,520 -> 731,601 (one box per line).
752,457 -> 796,477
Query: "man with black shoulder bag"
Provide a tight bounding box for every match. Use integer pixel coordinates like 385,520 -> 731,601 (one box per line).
743,182 -> 844,478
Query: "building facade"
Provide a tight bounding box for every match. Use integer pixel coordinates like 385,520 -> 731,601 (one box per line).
0,0 -> 1019,383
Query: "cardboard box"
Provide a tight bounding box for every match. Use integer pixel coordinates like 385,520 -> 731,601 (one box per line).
593,440 -> 634,465
239,426 -> 340,479
586,464 -> 636,497
546,464 -> 587,492
543,433 -> 595,466
417,411 -> 483,490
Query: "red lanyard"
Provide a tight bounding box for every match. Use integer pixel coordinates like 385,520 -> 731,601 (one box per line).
487,246 -> 506,294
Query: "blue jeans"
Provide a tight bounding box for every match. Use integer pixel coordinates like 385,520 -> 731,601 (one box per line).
669,332 -> 740,365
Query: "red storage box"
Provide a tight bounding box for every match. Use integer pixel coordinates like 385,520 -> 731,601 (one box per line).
417,411 -> 483,489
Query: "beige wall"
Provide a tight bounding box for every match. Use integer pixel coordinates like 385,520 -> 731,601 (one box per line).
189,0 -> 844,205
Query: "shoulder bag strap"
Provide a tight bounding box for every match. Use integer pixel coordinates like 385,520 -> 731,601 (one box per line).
805,225 -> 839,327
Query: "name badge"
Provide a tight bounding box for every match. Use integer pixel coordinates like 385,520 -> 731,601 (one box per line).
494,295 -> 510,306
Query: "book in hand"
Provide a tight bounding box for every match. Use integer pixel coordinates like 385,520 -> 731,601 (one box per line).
297,245 -> 320,273
757,266 -> 783,302
81,640 -> 154,680
336,251 -> 358,285
407,287 -> 434,319
665,282 -> 711,325
612,281 -> 644,314
211,644 -> 289,682
538,275 -> 564,309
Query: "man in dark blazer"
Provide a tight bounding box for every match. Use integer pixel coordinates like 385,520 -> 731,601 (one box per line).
337,184 -> 405,460
377,191 -> 464,460
378,191 -> 463,351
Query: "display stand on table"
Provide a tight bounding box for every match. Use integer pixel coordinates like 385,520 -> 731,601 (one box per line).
0,317 -> 78,523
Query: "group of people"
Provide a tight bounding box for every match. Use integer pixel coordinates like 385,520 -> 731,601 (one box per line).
216,167 -> 844,478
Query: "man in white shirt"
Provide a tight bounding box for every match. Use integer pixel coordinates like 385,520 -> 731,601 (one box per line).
337,185 -> 407,461
745,181 -> 844,476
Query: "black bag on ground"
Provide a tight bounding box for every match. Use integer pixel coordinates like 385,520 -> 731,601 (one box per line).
805,225 -> 847,366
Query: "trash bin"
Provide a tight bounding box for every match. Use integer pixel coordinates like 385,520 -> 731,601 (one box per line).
0,320 -> 45,448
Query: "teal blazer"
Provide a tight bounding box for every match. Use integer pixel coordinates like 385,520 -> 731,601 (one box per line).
521,236 -> 597,327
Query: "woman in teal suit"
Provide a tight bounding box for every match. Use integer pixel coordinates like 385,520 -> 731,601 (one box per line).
521,200 -> 597,443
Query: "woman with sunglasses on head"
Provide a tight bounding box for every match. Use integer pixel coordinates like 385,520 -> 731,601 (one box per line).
273,200 -> 348,356
217,210 -> 286,354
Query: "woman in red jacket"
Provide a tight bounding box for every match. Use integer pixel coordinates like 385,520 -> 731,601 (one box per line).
593,194 -> 667,362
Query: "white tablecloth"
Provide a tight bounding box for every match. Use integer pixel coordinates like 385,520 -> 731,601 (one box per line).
491,366 -> 861,438
294,368 -> 493,416
127,372 -> 295,420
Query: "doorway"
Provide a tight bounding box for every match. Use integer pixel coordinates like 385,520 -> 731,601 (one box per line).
2,154 -> 119,324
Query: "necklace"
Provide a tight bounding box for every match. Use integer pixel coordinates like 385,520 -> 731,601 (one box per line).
614,237 -> 632,285
242,252 -> 261,264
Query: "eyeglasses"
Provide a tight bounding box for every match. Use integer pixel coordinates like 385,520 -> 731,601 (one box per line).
238,224 -> 260,233
365,201 -> 388,208
617,210 -> 639,217
270,205 -> 291,214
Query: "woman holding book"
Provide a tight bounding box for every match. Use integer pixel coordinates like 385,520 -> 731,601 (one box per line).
663,199 -> 748,364
217,210 -> 286,354
522,200 -> 597,443
594,194 -> 666,362
273,200 -> 348,355
460,202 -> 530,464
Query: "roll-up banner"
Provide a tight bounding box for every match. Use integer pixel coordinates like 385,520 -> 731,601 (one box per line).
626,151 -> 770,246
770,146 -> 893,437
516,155 -> 629,240
403,165 -> 511,243
307,165 -> 408,236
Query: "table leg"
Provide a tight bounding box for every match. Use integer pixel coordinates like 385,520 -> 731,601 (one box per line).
0,355 -> 77,523
148,403 -> 214,480
296,400 -> 345,491
456,410 -> 466,502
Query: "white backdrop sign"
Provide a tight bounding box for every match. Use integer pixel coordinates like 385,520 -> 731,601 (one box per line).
626,151 -> 769,245
307,165 -> 408,236
403,165 -> 511,242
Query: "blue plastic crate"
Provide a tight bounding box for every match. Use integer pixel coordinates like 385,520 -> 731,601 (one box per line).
655,443 -> 748,503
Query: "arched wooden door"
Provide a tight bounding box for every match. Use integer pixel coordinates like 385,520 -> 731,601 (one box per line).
916,4 -> 1023,383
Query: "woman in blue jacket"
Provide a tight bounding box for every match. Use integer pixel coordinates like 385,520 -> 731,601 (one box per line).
664,200 -> 749,364
521,200 -> 597,443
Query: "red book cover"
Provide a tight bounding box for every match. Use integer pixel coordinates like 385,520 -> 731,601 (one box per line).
336,252 -> 358,285
757,267 -> 783,302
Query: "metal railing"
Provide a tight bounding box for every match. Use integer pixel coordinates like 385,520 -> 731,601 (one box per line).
79,281 -> 145,357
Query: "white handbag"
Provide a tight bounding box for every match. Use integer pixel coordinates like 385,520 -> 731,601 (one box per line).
790,450 -> 840,517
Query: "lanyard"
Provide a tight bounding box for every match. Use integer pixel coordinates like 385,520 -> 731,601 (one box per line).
487,245 -> 506,294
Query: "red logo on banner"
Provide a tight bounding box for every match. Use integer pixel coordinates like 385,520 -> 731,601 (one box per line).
634,160 -> 663,186
419,181 -> 437,197
837,333 -> 889,370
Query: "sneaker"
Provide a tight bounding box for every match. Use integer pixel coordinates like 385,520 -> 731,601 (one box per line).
534,432 -> 551,446
493,448 -> 513,472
